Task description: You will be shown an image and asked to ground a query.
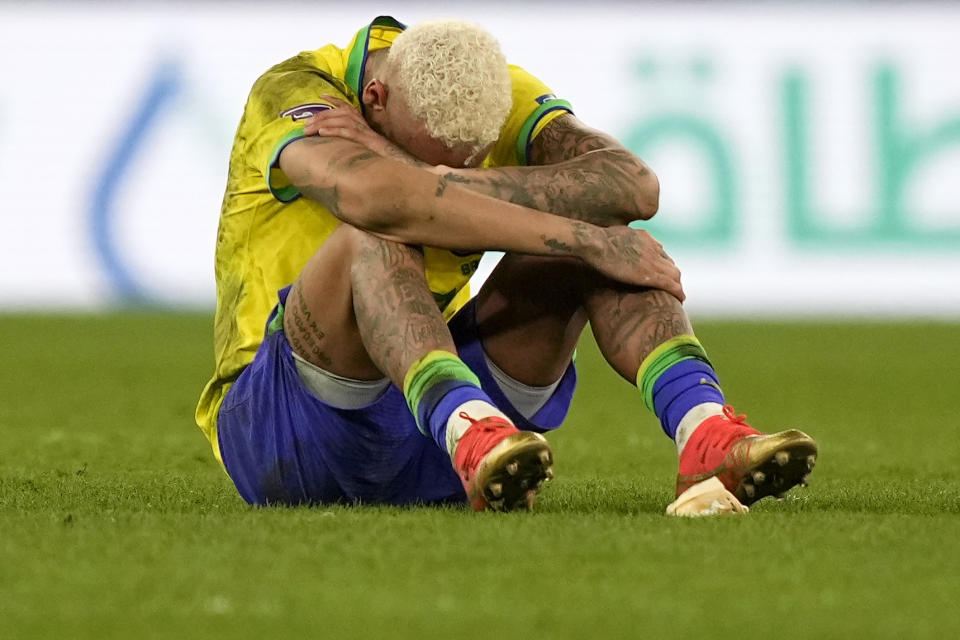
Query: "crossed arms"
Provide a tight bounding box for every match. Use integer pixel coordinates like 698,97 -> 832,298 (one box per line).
438,114 -> 660,226
278,106 -> 681,299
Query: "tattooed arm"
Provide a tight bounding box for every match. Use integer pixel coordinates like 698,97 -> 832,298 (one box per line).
436,114 -> 659,226
278,135 -> 683,300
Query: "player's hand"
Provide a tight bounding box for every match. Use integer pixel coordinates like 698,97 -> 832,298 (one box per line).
302,96 -> 424,166
581,226 -> 685,301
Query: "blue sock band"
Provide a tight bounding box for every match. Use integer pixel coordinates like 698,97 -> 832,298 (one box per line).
651,359 -> 725,439
424,384 -> 490,453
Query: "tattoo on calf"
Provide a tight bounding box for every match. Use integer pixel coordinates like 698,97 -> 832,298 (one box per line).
596,288 -> 691,361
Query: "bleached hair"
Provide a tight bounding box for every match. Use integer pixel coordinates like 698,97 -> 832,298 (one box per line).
387,19 -> 512,154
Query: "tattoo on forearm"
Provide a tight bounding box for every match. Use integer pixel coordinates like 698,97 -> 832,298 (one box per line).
443,115 -> 654,226
441,172 -> 471,185
542,236 -> 573,254
435,177 -> 448,197
344,150 -> 378,168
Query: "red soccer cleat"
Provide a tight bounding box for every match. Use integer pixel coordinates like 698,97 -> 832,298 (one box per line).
452,413 -> 554,512
676,405 -> 818,506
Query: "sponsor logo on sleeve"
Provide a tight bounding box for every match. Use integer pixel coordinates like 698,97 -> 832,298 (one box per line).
535,93 -> 557,104
280,103 -> 333,121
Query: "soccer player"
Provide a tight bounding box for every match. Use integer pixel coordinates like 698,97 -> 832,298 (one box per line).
196,16 -> 817,514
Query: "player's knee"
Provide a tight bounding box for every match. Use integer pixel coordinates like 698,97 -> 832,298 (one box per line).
341,225 -> 427,287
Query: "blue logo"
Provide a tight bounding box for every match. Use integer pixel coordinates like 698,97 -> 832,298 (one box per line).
89,60 -> 183,303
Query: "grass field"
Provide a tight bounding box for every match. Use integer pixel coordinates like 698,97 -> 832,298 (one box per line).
1,313 -> 958,639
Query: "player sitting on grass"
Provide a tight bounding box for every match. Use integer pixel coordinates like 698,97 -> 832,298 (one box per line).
196,16 -> 817,515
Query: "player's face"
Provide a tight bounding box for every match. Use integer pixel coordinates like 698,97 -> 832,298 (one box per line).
366,81 -> 491,168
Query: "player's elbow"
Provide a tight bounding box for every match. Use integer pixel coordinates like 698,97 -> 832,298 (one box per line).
631,163 -> 659,220
599,148 -> 659,222
336,172 -> 410,236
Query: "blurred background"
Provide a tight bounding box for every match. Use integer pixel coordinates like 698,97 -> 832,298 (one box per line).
1,0 -> 958,317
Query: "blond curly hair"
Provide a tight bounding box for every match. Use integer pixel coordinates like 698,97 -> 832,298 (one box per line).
387,19 -> 512,154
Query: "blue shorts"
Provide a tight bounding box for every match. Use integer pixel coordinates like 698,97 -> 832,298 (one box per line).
217,286 -> 577,506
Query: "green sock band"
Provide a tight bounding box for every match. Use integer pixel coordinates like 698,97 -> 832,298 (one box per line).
266,301 -> 285,335
635,335 -> 712,411
403,350 -> 481,427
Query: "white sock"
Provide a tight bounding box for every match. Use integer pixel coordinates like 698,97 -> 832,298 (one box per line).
675,402 -> 725,455
445,399 -> 511,461
483,351 -> 562,420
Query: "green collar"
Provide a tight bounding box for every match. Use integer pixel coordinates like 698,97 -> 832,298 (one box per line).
344,15 -> 406,97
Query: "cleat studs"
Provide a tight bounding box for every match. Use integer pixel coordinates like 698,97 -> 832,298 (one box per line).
489,498 -> 505,510
520,478 -> 530,490
743,483 -> 756,499
752,471 -> 766,485
489,482 -> 503,498
775,451 -> 791,466
775,491 -> 789,500
506,460 -> 519,476
544,467 -> 554,481
539,450 -> 551,466
807,455 -> 817,470
801,474 -> 811,487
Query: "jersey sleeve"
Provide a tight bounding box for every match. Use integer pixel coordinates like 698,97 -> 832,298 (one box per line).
242,69 -> 353,202
486,65 -> 574,168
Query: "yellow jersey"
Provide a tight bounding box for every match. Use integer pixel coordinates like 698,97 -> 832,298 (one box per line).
196,16 -> 574,460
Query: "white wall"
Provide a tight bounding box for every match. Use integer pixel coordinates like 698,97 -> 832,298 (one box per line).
1,2 -> 958,316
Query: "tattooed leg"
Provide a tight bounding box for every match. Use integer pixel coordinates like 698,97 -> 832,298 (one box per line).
349,229 -> 457,386
283,224 -> 455,385
583,285 -> 693,382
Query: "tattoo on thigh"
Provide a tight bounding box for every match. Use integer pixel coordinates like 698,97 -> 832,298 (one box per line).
286,280 -> 334,368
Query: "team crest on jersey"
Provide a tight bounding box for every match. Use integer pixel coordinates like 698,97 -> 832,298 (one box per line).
535,93 -> 557,104
280,103 -> 332,121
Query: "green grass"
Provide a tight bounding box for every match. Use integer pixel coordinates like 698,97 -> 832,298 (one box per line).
1,313 -> 958,639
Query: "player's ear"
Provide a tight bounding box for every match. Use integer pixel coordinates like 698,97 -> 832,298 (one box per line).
362,79 -> 388,114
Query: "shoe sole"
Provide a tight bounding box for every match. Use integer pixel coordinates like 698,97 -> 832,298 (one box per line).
678,429 -> 818,507
470,432 -> 554,512
732,430 -> 818,505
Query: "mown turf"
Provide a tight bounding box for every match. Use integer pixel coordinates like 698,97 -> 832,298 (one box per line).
1,313 -> 958,639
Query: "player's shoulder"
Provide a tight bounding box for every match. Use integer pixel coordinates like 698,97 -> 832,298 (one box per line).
506,64 -> 543,90
252,49 -> 343,95
246,49 -> 351,124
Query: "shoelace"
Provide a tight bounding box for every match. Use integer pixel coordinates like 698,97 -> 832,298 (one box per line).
722,405 -> 747,423
685,405 -> 753,465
